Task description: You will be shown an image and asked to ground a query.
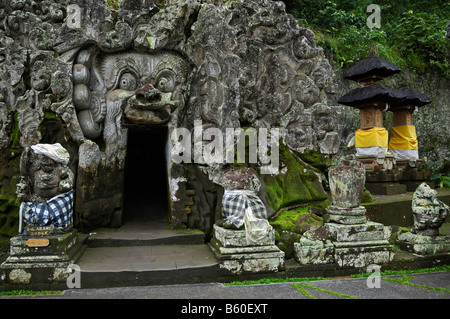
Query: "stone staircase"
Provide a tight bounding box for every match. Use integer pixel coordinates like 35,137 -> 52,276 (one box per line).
76,220 -> 219,288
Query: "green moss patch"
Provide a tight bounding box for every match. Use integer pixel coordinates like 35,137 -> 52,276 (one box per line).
269,202 -> 329,258
263,143 -> 328,212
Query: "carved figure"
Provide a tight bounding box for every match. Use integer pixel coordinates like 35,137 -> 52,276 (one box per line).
217,168 -> 273,245
411,183 -> 449,237
16,143 -> 74,233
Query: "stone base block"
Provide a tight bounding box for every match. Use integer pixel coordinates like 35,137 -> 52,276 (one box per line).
1,260 -> 79,287
1,231 -> 84,287
397,232 -> 450,256
326,221 -> 389,242
210,226 -> 284,275
213,224 -> 275,247
210,241 -> 285,275
294,238 -> 334,265
6,230 -> 80,263
333,242 -> 394,268
326,206 -> 367,225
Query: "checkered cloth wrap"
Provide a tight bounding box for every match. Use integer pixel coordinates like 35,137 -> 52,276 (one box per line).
21,190 -> 74,229
222,190 -> 272,245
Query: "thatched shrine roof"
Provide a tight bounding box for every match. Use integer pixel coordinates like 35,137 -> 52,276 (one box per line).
390,86 -> 432,108
343,57 -> 401,82
337,84 -> 403,108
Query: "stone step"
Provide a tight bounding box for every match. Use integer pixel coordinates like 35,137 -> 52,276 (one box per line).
86,227 -> 205,248
76,244 -> 219,288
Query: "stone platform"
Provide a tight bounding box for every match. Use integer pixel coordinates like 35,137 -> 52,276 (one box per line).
397,232 -> 450,256
209,225 -> 285,275
1,230 -> 86,289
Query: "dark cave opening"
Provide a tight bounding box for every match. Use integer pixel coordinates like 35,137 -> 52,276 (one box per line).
123,125 -> 169,225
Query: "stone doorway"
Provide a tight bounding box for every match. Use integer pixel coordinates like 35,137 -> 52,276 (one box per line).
123,125 -> 170,227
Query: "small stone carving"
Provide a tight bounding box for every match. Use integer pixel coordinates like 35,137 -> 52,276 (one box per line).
397,183 -> 450,255
411,182 -> 449,237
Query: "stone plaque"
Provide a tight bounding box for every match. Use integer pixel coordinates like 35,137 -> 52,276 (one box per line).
26,225 -> 53,236
26,238 -> 50,247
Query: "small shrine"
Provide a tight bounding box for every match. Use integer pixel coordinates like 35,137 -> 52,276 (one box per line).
338,54 -> 431,194
387,86 -> 432,191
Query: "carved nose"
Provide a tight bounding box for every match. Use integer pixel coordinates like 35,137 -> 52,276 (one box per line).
135,84 -> 161,104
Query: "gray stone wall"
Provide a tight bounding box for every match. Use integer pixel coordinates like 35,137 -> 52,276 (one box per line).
0,0 -> 342,234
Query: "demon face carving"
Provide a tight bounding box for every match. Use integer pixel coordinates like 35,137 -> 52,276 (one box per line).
73,48 -> 189,143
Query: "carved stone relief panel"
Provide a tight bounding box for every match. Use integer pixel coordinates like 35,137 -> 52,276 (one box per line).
72,48 -> 189,143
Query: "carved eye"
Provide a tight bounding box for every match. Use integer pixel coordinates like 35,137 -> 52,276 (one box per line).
119,73 -> 137,91
155,71 -> 175,93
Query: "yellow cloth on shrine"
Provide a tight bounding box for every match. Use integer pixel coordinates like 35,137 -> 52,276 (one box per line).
355,127 -> 389,148
388,125 -> 418,150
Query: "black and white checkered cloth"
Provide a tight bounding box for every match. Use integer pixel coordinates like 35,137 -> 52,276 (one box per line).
222,190 -> 268,228
22,190 -> 74,229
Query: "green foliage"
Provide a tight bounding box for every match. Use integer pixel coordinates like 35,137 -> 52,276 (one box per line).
106,0 -> 119,10
350,264 -> 450,278
226,276 -> 327,286
289,0 -> 450,77
434,175 -> 450,189
0,290 -> 62,296
292,283 -> 360,299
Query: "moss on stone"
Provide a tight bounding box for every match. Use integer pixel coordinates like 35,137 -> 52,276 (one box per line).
263,143 -> 327,211
9,112 -> 20,153
270,206 -> 324,235
361,187 -> 374,203
0,192 -> 20,238
270,204 -> 325,258
270,207 -> 309,234
295,149 -> 331,172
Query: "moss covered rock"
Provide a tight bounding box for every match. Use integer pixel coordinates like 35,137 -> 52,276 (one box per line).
263,143 -> 328,212
0,154 -> 21,239
361,187 -> 374,203
275,230 -> 302,259
270,202 -> 329,258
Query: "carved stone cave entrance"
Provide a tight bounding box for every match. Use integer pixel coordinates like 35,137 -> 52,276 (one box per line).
123,125 -> 169,227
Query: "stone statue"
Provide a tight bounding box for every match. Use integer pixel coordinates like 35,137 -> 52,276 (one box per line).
411,182 -> 449,237
396,182 -> 449,255
16,143 -> 74,234
217,167 -> 272,245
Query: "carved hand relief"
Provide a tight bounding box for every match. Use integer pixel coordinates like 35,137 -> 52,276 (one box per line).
72,49 -> 189,141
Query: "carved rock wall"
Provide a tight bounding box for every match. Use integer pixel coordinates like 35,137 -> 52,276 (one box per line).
0,0 -> 340,234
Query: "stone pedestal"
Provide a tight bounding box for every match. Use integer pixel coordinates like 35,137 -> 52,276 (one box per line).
326,205 -> 367,225
397,232 -> 450,256
295,159 -> 395,268
209,225 -> 285,275
294,227 -> 334,265
1,229 -> 84,287
326,221 -> 394,268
